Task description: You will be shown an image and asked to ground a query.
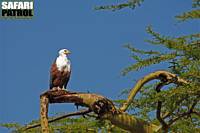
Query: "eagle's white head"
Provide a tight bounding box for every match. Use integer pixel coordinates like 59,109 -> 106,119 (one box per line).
58,49 -> 71,56
56,49 -> 71,71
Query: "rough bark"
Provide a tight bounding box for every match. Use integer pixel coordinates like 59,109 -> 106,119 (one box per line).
120,70 -> 188,112
40,90 -> 158,133
40,95 -> 49,133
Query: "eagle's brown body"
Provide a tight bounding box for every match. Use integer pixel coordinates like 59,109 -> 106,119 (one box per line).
50,62 -> 71,89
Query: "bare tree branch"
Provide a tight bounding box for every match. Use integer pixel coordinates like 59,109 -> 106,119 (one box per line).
155,82 -> 168,130
24,109 -> 91,130
40,94 -> 49,133
120,71 -> 188,112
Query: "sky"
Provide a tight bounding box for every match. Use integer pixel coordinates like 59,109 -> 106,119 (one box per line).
0,0 -> 199,132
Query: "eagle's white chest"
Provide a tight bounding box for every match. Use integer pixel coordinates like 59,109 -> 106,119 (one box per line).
56,56 -> 71,72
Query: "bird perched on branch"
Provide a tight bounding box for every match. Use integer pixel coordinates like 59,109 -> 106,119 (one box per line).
50,49 -> 71,90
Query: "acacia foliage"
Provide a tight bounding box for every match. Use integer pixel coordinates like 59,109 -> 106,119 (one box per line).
120,26 -> 200,131
119,1 -> 200,132
95,0 -> 144,11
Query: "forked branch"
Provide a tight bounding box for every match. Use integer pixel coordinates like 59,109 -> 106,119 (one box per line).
155,82 -> 168,130
40,90 -> 158,133
120,70 -> 188,112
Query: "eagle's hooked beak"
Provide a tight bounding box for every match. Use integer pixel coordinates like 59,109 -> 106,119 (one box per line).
65,50 -> 71,55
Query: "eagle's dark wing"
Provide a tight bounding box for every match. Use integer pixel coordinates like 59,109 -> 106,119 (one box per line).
50,61 -> 71,89
64,70 -> 71,89
50,62 -> 57,89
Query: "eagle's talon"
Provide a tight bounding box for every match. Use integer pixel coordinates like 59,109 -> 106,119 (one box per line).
82,114 -> 86,118
74,103 -> 79,110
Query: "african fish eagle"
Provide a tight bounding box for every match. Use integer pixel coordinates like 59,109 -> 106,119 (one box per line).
50,49 -> 71,90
